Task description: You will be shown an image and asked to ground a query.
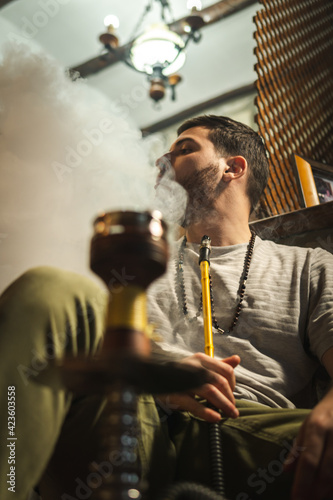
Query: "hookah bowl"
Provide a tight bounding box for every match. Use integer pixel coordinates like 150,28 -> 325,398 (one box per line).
56,211 -> 206,500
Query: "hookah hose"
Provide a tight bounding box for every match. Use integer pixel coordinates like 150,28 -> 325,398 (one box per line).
157,235 -> 227,500
159,237 -> 228,500
199,236 -> 227,499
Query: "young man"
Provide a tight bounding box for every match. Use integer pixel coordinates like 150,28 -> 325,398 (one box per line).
147,115 -> 333,499
0,115 -> 332,500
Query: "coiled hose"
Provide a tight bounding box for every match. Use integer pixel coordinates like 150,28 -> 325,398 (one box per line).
159,481 -> 225,500
209,421 -> 226,497
157,420 -> 228,500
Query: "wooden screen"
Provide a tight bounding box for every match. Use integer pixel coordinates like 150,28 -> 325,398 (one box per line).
253,0 -> 333,217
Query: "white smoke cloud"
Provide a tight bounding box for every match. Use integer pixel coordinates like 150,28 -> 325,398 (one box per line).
0,42 -> 186,293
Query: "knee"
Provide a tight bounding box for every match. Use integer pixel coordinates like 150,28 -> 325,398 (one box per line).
0,266 -> 64,308
0,266 -> 108,358
3,265 -> 102,302
0,266 -> 108,332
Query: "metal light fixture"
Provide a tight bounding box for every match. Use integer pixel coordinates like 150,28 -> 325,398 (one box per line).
100,0 -> 205,103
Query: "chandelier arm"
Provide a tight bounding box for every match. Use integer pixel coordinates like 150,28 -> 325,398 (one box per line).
182,34 -> 193,49
100,43 -> 145,75
158,0 -> 175,24
169,43 -> 186,65
129,0 -> 154,41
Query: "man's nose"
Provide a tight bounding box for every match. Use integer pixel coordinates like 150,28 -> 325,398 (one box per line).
155,152 -> 172,170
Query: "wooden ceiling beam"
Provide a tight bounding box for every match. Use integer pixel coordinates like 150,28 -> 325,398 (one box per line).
141,83 -> 255,136
0,0 -> 18,8
70,0 -> 257,78
169,0 -> 257,31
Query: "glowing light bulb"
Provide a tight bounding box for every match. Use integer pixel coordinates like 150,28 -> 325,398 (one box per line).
104,15 -> 120,29
130,24 -> 186,76
187,0 -> 202,10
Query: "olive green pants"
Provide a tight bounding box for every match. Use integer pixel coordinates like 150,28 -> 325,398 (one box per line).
0,267 -> 309,500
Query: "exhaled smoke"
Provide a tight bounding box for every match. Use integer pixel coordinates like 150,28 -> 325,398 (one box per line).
154,156 -> 188,231
0,43 -> 186,293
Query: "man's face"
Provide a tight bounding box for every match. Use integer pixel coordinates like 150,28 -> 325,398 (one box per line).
156,126 -> 226,187
156,126 -> 228,225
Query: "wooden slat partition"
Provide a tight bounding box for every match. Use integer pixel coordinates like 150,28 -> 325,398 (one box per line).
253,0 -> 333,217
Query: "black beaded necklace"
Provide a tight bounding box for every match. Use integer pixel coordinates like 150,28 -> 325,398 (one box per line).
175,231 -> 256,334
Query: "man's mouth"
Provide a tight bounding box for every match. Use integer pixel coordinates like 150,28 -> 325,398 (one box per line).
155,158 -> 173,188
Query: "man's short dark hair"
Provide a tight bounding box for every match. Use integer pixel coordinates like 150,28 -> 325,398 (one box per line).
177,115 -> 269,212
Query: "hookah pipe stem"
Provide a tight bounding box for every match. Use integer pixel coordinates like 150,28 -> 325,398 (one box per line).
199,236 -> 214,358
199,236 -> 227,499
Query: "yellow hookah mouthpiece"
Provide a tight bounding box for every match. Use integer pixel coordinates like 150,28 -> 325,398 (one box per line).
199,235 -> 214,358
199,235 -> 211,264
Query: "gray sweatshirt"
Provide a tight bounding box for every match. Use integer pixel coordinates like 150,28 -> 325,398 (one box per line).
147,236 -> 333,409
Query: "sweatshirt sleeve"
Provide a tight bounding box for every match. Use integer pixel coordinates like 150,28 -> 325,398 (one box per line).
307,247 -> 333,362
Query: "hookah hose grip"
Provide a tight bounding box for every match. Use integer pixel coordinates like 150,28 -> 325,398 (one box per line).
199,235 -> 214,358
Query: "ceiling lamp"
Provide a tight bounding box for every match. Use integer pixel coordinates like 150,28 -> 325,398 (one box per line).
100,0 -> 205,104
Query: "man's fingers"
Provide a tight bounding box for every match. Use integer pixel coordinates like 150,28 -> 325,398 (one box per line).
165,352 -> 240,422
159,393 -> 226,423
284,427 -> 304,472
290,416 -> 327,500
193,352 -> 238,392
196,383 -> 239,419
222,355 -> 241,368
206,372 -> 236,405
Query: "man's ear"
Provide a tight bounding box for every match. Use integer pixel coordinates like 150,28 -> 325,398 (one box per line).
222,156 -> 247,182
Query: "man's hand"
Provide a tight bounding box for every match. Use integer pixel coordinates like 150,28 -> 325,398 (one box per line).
157,352 -> 240,423
285,346 -> 333,500
284,386 -> 333,500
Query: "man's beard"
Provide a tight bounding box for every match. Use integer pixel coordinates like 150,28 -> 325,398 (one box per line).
178,164 -> 223,227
